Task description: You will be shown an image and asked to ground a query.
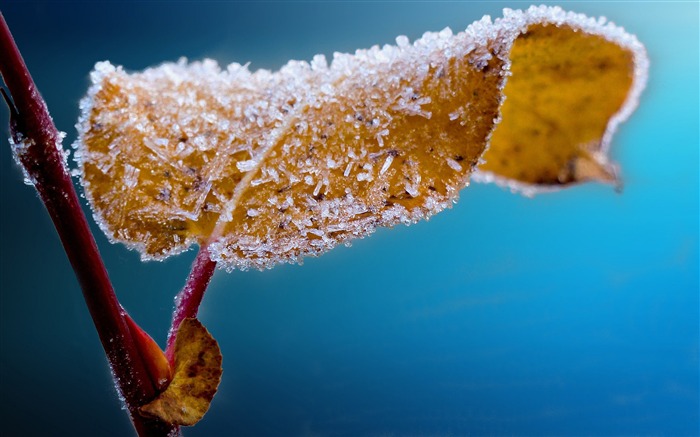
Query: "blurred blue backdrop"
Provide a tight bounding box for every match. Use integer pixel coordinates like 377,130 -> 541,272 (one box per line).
0,1 -> 697,436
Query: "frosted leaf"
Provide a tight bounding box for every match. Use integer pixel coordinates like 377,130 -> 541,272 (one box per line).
74,6 -> 647,270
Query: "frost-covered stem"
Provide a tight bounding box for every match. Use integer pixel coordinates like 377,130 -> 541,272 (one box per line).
166,245 -> 217,364
0,13 -> 175,437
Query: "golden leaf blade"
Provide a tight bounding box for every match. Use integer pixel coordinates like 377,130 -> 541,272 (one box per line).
74,6 -> 648,270
140,318 -> 222,426
478,23 -> 636,189
77,28 -> 505,268
207,42 -> 505,268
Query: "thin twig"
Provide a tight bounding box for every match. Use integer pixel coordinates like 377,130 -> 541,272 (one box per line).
166,245 -> 217,364
0,12 -> 175,437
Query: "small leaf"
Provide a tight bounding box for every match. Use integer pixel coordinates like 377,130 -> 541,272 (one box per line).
74,6 -> 647,270
140,318 -> 222,426
124,313 -> 172,391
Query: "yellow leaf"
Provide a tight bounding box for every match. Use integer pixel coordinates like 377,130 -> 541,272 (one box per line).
140,318 -> 222,426
478,22 -> 636,190
74,6 -> 647,269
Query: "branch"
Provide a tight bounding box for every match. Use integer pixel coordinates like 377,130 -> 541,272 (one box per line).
0,12 -> 175,437
166,245 -> 217,364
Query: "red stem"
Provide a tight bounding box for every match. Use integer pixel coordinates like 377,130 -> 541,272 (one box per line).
166,245 -> 217,364
0,12 -> 175,437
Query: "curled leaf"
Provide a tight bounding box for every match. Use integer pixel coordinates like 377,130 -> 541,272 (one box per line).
74,6 -> 647,270
476,21 -> 642,192
140,318 -> 222,426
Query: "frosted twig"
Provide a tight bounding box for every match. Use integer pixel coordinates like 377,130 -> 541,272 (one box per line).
0,12 -> 176,437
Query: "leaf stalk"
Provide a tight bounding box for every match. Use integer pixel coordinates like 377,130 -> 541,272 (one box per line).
166,245 -> 217,365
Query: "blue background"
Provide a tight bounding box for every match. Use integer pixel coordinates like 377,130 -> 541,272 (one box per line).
0,1 -> 697,436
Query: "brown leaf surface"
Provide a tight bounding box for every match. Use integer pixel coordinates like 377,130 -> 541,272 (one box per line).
74,6 -> 647,270
140,318 -> 222,426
